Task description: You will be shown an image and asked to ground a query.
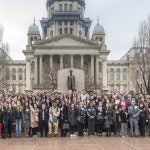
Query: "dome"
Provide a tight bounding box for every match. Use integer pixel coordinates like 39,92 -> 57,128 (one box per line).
93,23 -> 105,34
28,23 -> 40,34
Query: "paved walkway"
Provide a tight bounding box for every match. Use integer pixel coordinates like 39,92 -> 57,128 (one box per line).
0,137 -> 150,150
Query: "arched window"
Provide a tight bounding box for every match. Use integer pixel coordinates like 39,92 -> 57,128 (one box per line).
123,68 -> 127,80
70,28 -> 73,35
59,4 -> 63,11
18,68 -> 23,80
12,68 -> 16,80
69,4 -> 73,11
64,28 -> 68,34
116,68 -> 120,81
64,4 -> 67,11
110,68 -> 114,81
50,30 -> 53,38
59,28 -> 62,35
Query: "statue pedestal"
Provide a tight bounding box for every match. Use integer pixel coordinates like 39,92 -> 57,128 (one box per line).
57,68 -> 85,93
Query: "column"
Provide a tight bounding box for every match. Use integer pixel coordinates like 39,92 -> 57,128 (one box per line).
34,56 -> 38,85
26,59 -> 31,90
102,59 -> 108,90
91,55 -> 94,83
81,55 -> 84,70
60,55 -> 63,70
49,55 -> 53,71
96,55 -> 100,85
71,55 -> 74,68
39,55 -> 43,85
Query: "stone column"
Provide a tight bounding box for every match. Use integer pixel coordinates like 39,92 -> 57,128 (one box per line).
34,56 -> 38,85
49,55 -> 53,71
81,55 -> 84,70
91,55 -> 94,83
96,55 -> 100,85
60,55 -> 63,70
102,59 -> 108,90
39,55 -> 43,85
71,55 -> 74,68
26,59 -> 31,90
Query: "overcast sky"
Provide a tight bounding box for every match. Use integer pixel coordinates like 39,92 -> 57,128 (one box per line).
0,0 -> 150,60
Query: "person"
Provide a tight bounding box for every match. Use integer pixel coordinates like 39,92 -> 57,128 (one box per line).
148,104 -> 150,136
30,104 -> 39,137
14,103 -> 23,138
77,102 -> 86,136
68,103 -> 77,137
96,101 -> 105,136
59,101 -> 69,137
7,103 -> 14,138
128,98 -> 140,137
22,102 -> 31,137
49,102 -> 60,137
112,104 -> 120,136
38,103 -> 49,138
139,102 -> 147,137
0,104 -> 3,138
104,103 -> 113,137
87,102 -> 96,136
2,103 -> 8,139
119,105 -> 128,137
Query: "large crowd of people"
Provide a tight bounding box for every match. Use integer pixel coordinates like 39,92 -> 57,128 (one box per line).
0,89 -> 150,139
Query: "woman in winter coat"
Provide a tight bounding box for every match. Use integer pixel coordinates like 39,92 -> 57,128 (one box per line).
104,103 -> 113,137
96,101 -> 105,136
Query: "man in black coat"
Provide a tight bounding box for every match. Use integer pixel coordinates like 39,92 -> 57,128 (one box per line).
38,103 -> 49,137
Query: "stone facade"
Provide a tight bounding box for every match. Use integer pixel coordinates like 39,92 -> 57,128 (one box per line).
5,0 -> 134,93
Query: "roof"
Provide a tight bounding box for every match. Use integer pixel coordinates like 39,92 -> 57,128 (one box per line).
28,23 -> 40,34
93,23 -> 105,34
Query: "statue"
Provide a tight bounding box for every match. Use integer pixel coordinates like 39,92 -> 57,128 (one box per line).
67,69 -> 75,90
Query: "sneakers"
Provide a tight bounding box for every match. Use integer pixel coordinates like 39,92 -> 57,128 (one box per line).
70,134 -> 77,137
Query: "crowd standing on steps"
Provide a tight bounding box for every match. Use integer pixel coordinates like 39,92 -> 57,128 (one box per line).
0,89 -> 150,139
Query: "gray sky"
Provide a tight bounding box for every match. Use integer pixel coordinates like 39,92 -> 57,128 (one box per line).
0,0 -> 150,60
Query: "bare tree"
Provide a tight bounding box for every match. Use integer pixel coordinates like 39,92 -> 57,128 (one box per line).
0,25 -> 10,93
43,63 -> 57,91
131,16 -> 150,94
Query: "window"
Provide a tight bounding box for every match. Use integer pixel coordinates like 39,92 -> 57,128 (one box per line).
64,21 -> 68,25
59,28 -> 62,35
78,7 -> 81,13
51,7 -> 54,13
50,30 -> 53,38
12,68 -> 16,80
116,68 -> 120,81
110,85 -> 114,92
110,68 -> 114,81
123,68 -> 127,80
70,28 -> 73,35
64,28 -> 68,34
58,21 -> 62,26
100,37 -> 103,41
18,85 -> 23,93
70,21 -> 74,26
79,31 -> 82,37
18,68 -> 23,80
116,85 -> 120,92
64,4 -> 67,11
59,4 -> 63,11
69,4 -> 73,11
123,85 -> 127,91
12,84 -> 16,93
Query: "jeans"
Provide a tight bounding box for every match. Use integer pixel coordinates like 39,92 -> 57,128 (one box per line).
16,119 -> 22,137
121,123 -> 127,136
88,118 -> 95,136
130,118 -> 139,136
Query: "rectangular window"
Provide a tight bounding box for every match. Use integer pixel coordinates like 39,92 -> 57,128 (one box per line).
64,28 -> 68,34
59,4 -> 63,11
70,28 -> 73,35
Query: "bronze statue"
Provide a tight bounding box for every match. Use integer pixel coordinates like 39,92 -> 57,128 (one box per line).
67,69 -> 75,90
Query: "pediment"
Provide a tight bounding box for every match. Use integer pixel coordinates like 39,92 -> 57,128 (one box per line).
34,35 -> 99,48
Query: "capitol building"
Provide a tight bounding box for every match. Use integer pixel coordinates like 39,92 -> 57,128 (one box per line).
6,0 -> 132,93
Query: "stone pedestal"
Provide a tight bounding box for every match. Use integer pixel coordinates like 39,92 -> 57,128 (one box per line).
57,68 -> 85,93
